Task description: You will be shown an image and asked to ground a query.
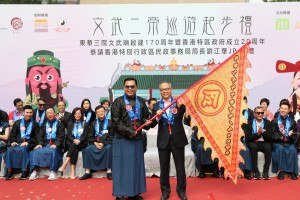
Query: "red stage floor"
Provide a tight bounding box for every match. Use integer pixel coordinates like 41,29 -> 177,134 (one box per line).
1,177 -> 299,199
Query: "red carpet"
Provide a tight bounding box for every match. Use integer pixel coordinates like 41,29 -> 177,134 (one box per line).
1,177 -> 300,199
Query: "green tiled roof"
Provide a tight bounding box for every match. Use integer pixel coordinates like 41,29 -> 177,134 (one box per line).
111,74 -> 206,89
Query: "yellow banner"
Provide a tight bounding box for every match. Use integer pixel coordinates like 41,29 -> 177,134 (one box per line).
179,42 -> 251,183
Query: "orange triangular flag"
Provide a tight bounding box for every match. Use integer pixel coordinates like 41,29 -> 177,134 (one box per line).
178,42 -> 251,184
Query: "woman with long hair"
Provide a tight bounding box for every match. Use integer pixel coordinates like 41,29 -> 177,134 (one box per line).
58,107 -> 88,179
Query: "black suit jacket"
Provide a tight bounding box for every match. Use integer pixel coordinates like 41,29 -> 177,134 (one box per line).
65,120 -> 88,148
151,101 -> 190,149
57,111 -> 71,128
242,118 -> 273,144
37,119 -> 65,148
10,119 -> 39,149
272,116 -> 298,144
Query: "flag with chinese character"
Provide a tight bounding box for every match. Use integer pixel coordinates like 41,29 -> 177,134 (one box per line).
179,42 -> 251,184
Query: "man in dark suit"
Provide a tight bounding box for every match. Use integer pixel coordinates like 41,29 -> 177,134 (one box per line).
242,106 -> 273,180
56,100 -> 71,128
151,81 -> 190,200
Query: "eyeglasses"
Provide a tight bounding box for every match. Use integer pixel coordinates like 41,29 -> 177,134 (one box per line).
160,88 -> 171,92
39,104 -> 46,107
124,85 -> 136,89
255,112 -> 264,115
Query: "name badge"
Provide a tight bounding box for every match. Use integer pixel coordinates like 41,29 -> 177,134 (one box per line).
78,128 -> 83,134
104,130 -> 108,134
0,127 -> 3,132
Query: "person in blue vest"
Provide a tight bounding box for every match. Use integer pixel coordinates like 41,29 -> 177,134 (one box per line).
272,100 -> 298,180
79,105 -> 113,180
8,98 -> 24,127
29,107 -> 65,181
111,77 -> 152,200
5,105 -> 39,180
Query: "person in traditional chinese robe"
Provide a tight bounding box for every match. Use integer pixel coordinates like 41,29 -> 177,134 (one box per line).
5,105 -> 39,180
0,111 -> 9,164
191,126 -> 221,179
242,106 -> 273,180
32,98 -> 47,126
272,100 -> 298,180
81,98 -> 96,126
151,81 -> 190,200
111,77 -> 151,200
240,96 -> 254,180
8,98 -> 24,127
79,105 -> 113,180
29,107 -> 65,181
58,107 -> 88,179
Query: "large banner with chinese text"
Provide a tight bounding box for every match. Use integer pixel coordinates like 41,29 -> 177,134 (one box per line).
0,3 -> 300,119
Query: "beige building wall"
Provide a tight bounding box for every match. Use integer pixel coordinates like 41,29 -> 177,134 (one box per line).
80,0 -> 246,4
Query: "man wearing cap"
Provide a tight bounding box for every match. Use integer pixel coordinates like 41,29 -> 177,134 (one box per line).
24,50 -> 67,109
8,98 -> 24,127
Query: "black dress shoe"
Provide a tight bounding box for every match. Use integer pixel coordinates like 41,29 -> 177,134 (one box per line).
291,173 -> 298,180
160,194 -> 169,200
128,195 -> 143,200
79,173 -> 92,180
244,171 -> 252,180
253,172 -> 261,180
5,172 -> 13,180
19,171 -> 29,180
198,171 -> 206,178
106,172 -> 112,180
178,192 -> 187,200
278,171 -> 284,180
115,197 -> 126,200
262,172 -> 270,180
213,170 -> 221,178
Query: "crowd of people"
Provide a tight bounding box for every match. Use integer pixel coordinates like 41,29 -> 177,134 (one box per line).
192,96 -> 300,182
1,77 -> 300,200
